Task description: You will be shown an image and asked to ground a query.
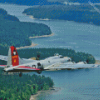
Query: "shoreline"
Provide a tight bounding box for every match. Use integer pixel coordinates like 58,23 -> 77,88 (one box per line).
29,33 -> 54,39
30,87 -> 59,100
17,13 -> 54,50
16,33 -> 54,50
16,43 -> 38,50
23,13 -> 51,21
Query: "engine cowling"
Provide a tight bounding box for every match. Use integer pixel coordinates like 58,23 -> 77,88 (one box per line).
37,62 -> 44,70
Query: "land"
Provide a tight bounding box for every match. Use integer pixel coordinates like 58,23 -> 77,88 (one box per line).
23,4 -> 100,26
16,33 -> 54,49
16,48 -> 96,64
0,0 -> 99,6
0,8 -> 52,48
30,87 -> 59,100
29,33 -> 54,39
16,43 -> 38,50
0,0 -> 62,6
0,8 -> 55,100
0,69 -> 54,100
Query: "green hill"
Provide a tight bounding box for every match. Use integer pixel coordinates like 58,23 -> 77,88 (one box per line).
23,5 -> 100,26
0,69 -> 54,100
0,46 -> 95,64
0,8 -> 52,47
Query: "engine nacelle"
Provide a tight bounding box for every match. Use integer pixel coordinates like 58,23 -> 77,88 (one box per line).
37,62 -> 44,70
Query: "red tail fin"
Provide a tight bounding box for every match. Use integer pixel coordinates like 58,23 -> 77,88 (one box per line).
10,46 -> 19,66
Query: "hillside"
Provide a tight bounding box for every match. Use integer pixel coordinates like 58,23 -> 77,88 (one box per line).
0,0 -> 62,5
0,46 -> 95,64
23,4 -> 100,26
0,69 -> 54,100
0,8 -> 19,22
0,8 -> 52,47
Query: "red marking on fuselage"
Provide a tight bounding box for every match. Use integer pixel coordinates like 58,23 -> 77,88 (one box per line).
0,65 -> 6,66
17,66 -> 41,70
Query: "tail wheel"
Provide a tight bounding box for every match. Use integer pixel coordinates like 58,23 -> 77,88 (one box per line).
37,71 -> 42,74
19,72 -> 22,77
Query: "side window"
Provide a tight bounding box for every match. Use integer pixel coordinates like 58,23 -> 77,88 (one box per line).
32,65 -> 36,68
48,61 -> 50,63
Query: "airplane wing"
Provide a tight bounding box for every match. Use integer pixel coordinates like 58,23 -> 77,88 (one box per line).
0,55 -> 8,61
44,62 -> 63,70
44,62 -> 99,70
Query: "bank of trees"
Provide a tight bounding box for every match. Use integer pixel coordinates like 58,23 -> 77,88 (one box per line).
0,46 -> 95,65
0,9 -> 52,47
0,0 -> 62,6
17,48 -> 95,64
23,5 -> 100,26
0,70 -> 54,100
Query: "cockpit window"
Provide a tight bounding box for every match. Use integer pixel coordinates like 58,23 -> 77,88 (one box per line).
32,65 -> 36,68
60,55 -> 63,58
48,61 -> 50,63
54,53 -> 59,56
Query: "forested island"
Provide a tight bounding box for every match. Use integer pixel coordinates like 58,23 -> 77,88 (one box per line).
18,48 -> 96,64
23,4 -> 100,26
0,0 -> 62,5
0,69 -> 54,100
0,46 -> 95,64
0,8 -> 52,47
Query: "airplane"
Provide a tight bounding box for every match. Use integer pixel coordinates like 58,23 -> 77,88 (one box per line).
0,46 -> 71,76
0,46 -> 99,77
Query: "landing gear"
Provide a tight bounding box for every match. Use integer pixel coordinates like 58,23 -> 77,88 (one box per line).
37,71 -> 42,74
19,72 -> 22,77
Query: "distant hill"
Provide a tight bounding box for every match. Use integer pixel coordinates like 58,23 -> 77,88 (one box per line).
0,0 -> 62,5
48,0 -> 100,3
0,0 -> 99,6
0,8 -> 19,22
68,0 -> 100,3
23,5 -> 100,26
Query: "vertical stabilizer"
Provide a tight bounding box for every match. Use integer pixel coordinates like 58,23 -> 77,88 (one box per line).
7,46 -> 19,67
7,47 -> 12,66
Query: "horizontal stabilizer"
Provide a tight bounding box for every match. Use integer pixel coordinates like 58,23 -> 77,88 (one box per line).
0,55 -> 8,61
0,65 -> 6,68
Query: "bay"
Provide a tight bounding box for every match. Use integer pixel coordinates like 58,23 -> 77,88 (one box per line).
0,3 -> 100,100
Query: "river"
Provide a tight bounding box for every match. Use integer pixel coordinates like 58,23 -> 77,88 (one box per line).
0,3 -> 100,100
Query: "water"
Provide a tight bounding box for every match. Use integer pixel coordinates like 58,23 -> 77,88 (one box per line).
30,68 -> 100,100
31,21 -> 100,60
0,3 -> 100,100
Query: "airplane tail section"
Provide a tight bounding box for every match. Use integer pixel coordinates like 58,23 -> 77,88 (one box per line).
7,46 -> 19,67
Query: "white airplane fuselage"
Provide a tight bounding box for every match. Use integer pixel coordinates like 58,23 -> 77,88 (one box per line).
4,56 -> 71,72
